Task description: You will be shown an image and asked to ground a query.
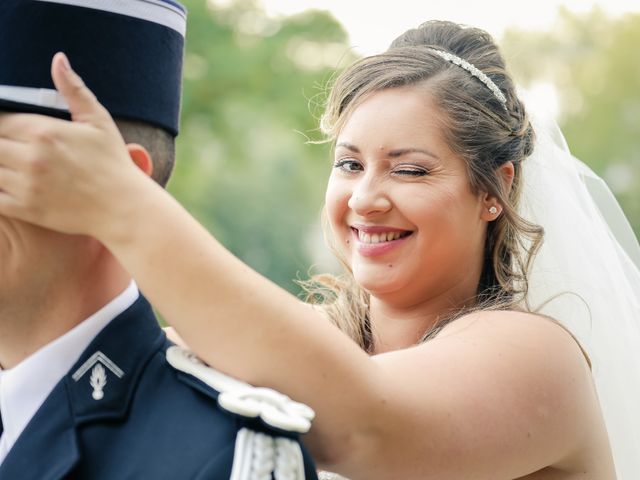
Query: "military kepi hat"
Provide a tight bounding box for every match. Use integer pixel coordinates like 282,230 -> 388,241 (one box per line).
0,0 -> 187,136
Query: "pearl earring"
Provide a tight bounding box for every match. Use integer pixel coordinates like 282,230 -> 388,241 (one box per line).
489,206 -> 498,215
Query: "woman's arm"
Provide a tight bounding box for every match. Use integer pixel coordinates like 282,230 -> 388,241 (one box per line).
0,54 -> 598,479
0,53 -> 386,466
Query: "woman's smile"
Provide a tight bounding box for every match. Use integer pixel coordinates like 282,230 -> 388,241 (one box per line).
350,225 -> 413,257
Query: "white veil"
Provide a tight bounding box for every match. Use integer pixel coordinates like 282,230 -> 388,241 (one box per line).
519,99 -> 640,478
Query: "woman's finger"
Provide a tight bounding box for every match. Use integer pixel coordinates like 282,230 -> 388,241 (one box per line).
0,189 -> 36,224
0,191 -> 18,217
0,137 -> 30,169
0,112 -> 83,143
50,52 -> 115,130
0,166 -> 22,198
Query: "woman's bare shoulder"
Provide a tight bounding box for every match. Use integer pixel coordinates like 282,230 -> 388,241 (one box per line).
436,309 -> 587,358
429,309 -> 610,471
430,309 -> 594,387
362,308 -> 607,478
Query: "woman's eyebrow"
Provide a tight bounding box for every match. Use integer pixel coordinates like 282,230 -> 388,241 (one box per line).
335,142 -> 359,153
387,147 -> 440,160
335,143 -> 440,161
336,143 -> 439,159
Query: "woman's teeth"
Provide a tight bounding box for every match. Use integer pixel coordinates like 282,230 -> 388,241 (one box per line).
357,231 -> 408,244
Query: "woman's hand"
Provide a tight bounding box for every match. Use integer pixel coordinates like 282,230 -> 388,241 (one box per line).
0,52 -> 149,238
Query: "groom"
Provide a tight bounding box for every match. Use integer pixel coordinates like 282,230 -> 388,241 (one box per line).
0,1 -> 317,478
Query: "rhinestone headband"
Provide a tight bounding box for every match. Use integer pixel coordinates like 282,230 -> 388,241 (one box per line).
427,48 -> 507,107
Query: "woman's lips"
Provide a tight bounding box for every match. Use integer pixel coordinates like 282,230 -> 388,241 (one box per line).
350,226 -> 413,257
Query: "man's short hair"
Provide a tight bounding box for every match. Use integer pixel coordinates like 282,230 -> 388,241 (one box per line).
115,119 -> 176,187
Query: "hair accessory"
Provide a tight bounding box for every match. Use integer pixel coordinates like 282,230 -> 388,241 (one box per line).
489,206 -> 498,215
426,48 -> 507,107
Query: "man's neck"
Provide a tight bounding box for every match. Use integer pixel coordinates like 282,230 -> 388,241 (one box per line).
0,258 -> 131,370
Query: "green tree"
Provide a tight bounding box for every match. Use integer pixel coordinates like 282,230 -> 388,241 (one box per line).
502,8 -> 640,236
171,0 -> 356,291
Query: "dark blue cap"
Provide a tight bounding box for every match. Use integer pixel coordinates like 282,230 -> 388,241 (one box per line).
0,0 -> 187,136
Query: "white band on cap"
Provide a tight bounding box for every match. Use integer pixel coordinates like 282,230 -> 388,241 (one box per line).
36,0 -> 187,36
0,85 -> 69,111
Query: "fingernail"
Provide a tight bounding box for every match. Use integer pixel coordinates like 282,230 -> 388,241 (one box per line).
58,52 -> 71,72
59,54 -> 85,87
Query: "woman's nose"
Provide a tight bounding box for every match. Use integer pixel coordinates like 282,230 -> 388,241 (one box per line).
347,179 -> 392,216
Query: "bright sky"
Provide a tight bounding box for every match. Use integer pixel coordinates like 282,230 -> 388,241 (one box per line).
259,0 -> 640,55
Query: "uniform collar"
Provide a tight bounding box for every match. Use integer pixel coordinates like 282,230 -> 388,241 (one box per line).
65,292 -> 164,423
0,293 -> 165,480
0,281 -> 138,464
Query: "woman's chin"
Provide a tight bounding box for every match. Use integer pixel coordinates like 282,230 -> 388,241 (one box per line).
352,267 -> 405,297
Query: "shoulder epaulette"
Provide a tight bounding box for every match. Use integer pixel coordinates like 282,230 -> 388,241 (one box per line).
166,346 -> 316,480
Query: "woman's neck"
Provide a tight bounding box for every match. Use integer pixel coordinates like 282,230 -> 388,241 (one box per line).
369,287 -> 477,354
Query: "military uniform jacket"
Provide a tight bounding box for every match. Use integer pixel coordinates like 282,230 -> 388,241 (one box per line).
0,296 -> 318,480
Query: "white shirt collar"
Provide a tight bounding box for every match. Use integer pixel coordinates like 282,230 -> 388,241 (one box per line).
0,281 -> 139,464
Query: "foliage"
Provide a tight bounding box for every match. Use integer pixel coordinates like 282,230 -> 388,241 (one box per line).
170,0 -> 356,291
502,8 -> 640,236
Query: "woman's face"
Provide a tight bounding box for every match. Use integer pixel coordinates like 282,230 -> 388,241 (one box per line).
325,86 -> 490,307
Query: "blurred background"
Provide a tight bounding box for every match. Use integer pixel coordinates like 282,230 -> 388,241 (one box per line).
171,0 -> 640,293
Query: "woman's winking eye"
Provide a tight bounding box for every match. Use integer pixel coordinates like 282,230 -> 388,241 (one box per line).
393,165 -> 429,176
332,158 -> 430,177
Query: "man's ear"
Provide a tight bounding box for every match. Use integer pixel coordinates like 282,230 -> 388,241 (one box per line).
126,143 -> 153,177
480,161 -> 515,221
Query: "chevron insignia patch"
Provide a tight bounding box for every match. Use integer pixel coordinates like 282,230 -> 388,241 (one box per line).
72,351 -> 125,401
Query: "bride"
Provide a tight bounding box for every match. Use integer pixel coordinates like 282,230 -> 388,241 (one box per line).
0,20 -> 638,479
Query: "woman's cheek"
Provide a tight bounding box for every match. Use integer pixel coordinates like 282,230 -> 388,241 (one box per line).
324,180 -> 352,251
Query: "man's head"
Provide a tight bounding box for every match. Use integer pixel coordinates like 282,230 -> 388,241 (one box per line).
0,0 -> 186,339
